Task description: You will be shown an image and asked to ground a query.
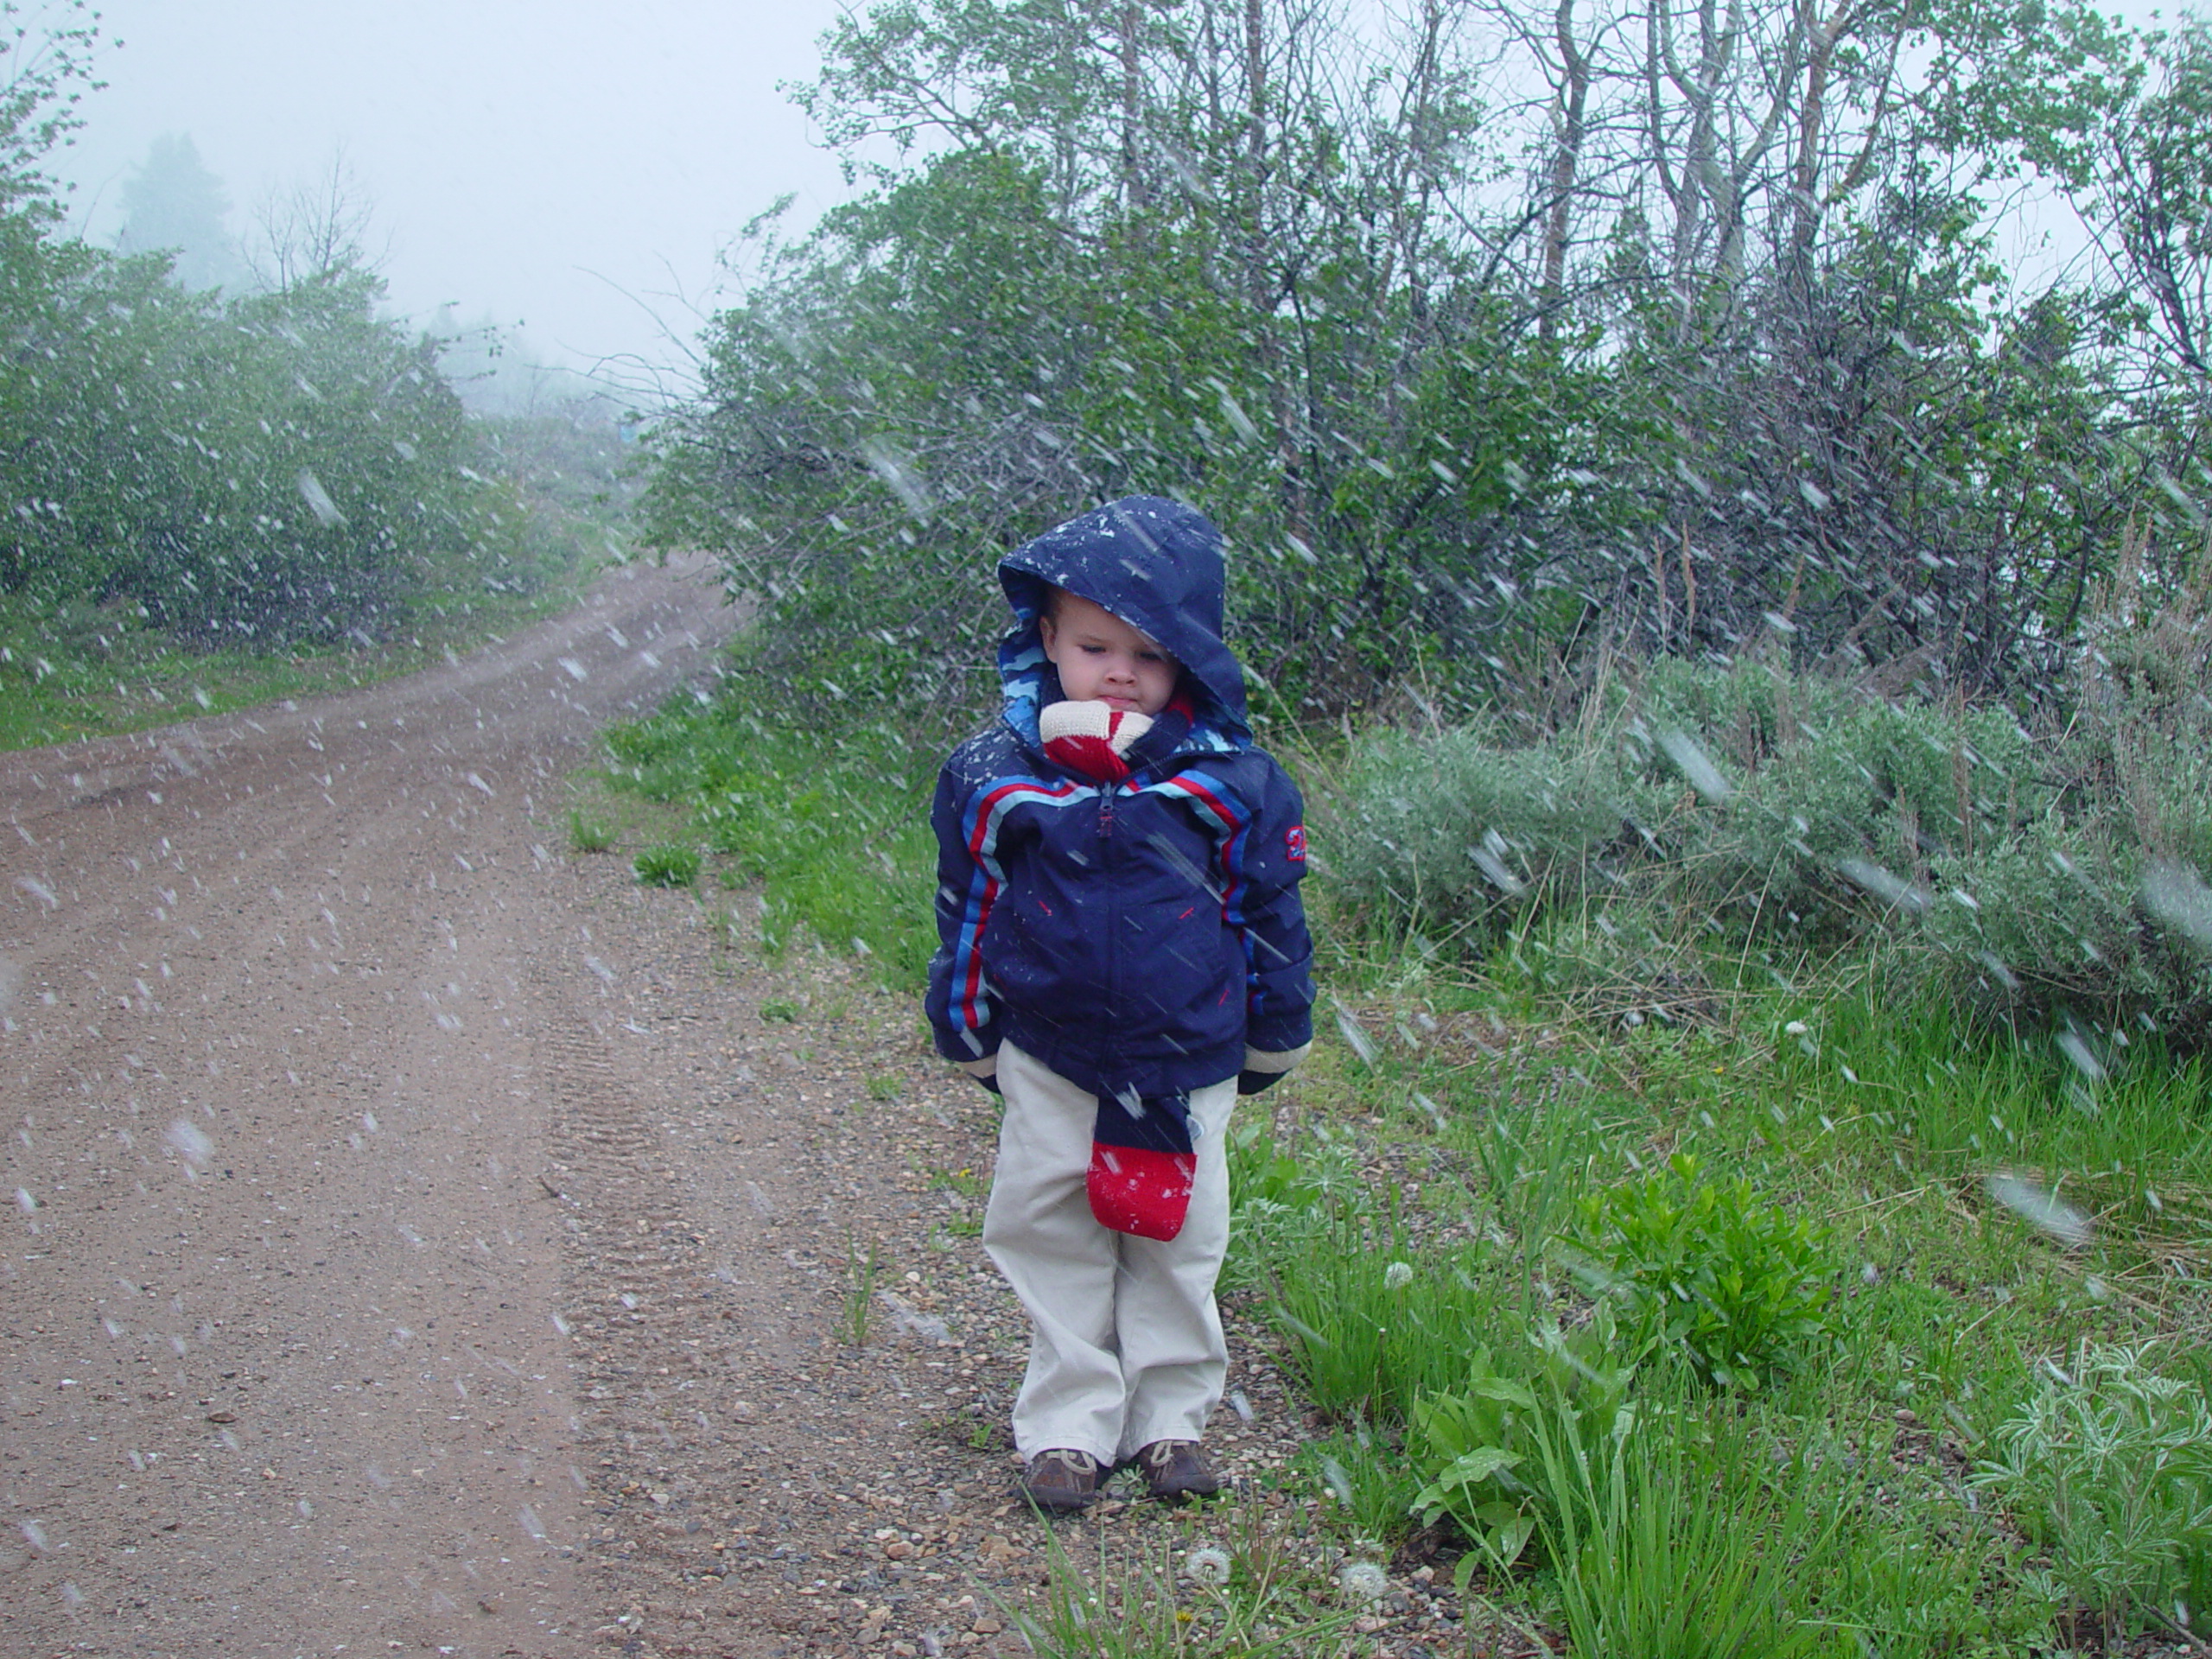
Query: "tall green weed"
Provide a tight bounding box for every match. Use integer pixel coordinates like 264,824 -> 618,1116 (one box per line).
1534,1386 -> 1853,1659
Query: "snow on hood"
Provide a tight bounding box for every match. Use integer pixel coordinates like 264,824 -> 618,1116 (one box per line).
995,495 -> 1250,752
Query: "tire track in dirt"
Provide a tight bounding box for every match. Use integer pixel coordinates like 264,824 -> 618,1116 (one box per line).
519,915 -> 836,1649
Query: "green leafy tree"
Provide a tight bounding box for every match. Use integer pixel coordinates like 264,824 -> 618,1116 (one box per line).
651,0 -> 2196,725
2080,19 -> 2212,482
652,0 -> 1594,717
0,0 -> 101,223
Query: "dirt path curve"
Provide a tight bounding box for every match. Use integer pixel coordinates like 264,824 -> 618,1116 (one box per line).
0,557 -> 1357,1659
0,557 -> 747,1656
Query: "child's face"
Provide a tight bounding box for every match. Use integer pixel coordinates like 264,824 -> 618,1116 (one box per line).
1039,592 -> 1179,716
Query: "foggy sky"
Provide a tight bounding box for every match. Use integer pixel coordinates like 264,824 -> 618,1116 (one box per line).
54,0 -> 860,390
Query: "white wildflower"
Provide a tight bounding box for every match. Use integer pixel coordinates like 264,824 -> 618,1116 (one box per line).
1185,1546 -> 1231,1587
1338,1562 -> 1390,1605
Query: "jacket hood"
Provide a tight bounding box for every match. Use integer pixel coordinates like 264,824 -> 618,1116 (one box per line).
995,496 -> 1249,752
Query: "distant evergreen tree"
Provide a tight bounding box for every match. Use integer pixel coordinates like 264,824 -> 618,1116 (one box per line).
115,133 -> 247,291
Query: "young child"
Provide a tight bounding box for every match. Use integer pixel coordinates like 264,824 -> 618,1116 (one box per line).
925,496 -> 1314,1511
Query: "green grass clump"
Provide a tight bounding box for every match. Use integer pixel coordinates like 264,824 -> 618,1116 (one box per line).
841,1230 -> 882,1346
1535,1379 -> 1853,1659
567,810 -> 616,853
632,842 -> 700,888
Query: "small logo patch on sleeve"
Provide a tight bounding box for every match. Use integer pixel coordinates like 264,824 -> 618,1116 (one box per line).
1285,823 -> 1307,861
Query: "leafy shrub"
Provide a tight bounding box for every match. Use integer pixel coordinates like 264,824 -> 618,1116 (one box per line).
1408,1313 -> 1637,1589
1897,561 -> 2212,1045
1570,1154 -> 1834,1389
1322,656 -> 2049,950
1973,1341 -> 2212,1634
1317,721 -> 1631,938
632,843 -> 700,888
1321,636 -> 2212,1046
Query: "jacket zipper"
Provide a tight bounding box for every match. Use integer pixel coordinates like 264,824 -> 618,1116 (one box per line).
1099,783 -> 1119,1074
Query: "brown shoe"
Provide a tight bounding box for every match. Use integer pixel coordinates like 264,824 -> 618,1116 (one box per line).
1135,1439 -> 1222,1502
1018,1447 -> 1103,1513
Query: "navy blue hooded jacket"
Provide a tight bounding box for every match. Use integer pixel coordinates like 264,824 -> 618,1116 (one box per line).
925,497 -> 1315,1100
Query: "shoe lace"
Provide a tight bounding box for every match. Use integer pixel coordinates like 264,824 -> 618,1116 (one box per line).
1139,1440 -> 1195,1470
1038,1447 -> 1100,1478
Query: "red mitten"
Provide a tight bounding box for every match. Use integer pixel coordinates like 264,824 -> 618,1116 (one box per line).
1039,700 -> 1154,784
1088,1090 -> 1196,1242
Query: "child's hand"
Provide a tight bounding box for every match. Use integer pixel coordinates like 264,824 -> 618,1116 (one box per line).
957,1054 -> 1000,1095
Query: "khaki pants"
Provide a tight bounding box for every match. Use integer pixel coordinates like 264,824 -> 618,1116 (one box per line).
982,1041 -> 1238,1463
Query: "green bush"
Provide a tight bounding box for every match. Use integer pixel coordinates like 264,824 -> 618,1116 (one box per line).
1317,721 -> 1631,938
1322,638 -> 2212,1046
1322,656 -> 2052,952
1570,1154 -> 1834,1390
1973,1341 -> 2212,1634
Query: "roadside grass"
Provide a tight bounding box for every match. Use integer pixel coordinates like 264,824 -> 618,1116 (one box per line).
567,808 -> 619,854
1007,1501 -> 1369,1659
604,702 -> 943,986
1230,939 -> 2212,1652
0,556 -> 607,753
595,700 -> 2212,1650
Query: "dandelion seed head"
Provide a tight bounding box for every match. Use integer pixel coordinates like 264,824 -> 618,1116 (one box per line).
1338,1562 -> 1390,1605
1185,1546 -> 1231,1586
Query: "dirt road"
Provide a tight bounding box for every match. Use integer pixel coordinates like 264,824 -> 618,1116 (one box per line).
0,558 -> 749,1656
0,558 -> 1405,1659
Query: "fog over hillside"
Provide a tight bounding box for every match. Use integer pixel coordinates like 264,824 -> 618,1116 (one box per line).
55,0 -> 859,385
